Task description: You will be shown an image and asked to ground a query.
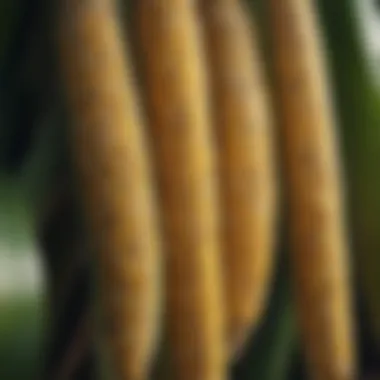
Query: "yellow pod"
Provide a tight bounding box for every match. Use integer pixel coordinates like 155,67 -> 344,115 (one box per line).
134,1 -> 226,379
56,1 -> 162,379
198,0 -> 278,359
267,0 -> 356,379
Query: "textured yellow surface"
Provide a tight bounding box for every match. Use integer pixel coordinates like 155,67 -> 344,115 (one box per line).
199,0 -> 278,359
267,0 -> 356,379
135,1 -> 226,379
57,1 -> 162,378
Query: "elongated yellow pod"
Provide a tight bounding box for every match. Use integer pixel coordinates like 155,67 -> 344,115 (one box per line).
134,1 -> 226,379
267,1 -> 356,379
56,1 -> 161,379
198,0 -> 277,358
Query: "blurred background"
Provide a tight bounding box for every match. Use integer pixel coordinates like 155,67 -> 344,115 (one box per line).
0,0 -> 380,379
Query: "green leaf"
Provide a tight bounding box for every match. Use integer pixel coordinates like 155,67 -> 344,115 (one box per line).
317,0 -> 380,347
232,251 -> 297,380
